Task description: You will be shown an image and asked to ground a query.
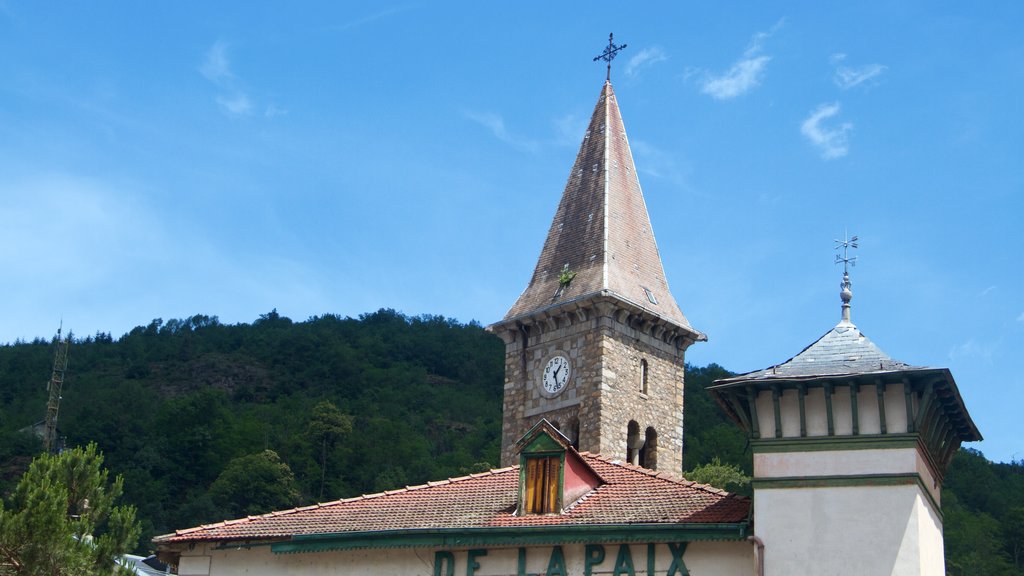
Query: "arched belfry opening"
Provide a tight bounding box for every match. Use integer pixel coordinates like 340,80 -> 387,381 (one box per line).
639,427 -> 658,470
626,421 -> 643,464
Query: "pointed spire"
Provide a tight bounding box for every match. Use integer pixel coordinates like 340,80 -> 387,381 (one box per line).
834,232 -> 858,325
502,81 -> 698,336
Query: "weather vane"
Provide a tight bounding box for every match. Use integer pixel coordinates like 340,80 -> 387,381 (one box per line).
834,231 -> 858,274
593,33 -> 627,82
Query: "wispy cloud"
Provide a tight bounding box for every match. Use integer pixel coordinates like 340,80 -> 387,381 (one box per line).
630,139 -> 691,187
700,19 -> 784,100
553,114 -> 586,147
948,339 -> 996,365
335,6 -> 409,31
1017,311 -> 1024,323
200,40 -> 276,119
979,285 -> 997,297
832,53 -> 887,90
801,102 -> 853,159
200,40 -> 234,85
625,47 -> 667,78
264,104 -> 288,118
216,94 -> 254,117
464,110 -> 539,153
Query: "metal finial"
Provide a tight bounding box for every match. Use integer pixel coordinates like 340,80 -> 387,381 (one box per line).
834,232 -> 859,324
593,33 -> 627,82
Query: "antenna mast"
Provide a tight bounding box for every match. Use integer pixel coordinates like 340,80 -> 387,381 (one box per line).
43,324 -> 70,454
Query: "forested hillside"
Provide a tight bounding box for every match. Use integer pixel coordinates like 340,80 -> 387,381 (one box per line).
0,311 -> 1019,573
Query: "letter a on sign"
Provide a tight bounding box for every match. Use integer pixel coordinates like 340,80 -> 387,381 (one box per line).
546,546 -> 567,576
612,544 -> 635,576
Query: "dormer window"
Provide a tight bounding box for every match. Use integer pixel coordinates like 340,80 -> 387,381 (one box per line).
524,456 -> 561,514
515,419 -> 603,516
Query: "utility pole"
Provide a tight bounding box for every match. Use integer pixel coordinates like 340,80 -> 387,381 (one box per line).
43,325 -> 70,454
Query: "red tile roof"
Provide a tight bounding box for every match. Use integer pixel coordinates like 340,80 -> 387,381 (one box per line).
155,453 -> 749,544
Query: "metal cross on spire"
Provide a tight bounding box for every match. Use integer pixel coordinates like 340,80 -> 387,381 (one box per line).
593,33 -> 627,82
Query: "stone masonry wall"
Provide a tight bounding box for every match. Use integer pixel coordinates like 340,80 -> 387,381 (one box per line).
498,308 -> 687,474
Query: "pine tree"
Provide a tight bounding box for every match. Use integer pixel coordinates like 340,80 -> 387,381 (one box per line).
0,443 -> 140,576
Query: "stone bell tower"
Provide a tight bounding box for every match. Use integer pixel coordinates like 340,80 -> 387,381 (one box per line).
489,76 -> 705,473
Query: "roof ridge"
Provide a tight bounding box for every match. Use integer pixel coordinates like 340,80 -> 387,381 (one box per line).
582,452 -> 749,499
165,465 -> 522,537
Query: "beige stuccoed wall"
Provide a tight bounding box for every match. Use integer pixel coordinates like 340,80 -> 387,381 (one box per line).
754,484 -> 944,576
176,540 -> 752,576
754,446 -> 940,505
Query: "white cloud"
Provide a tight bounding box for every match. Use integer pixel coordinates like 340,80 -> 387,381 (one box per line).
948,339 -> 996,365
200,41 -> 234,85
979,285 -> 997,297
701,56 -> 771,100
553,114 -> 585,147
216,93 -> 254,117
801,102 -> 853,159
335,7 -> 407,31
200,40 -> 265,119
700,20 -> 783,100
834,62 -> 887,90
630,139 -> 691,187
264,104 -> 288,118
464,110 -> 538,152
625,47 -> 667,78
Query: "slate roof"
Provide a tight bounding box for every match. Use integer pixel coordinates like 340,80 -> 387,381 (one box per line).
501,81 -> 697,334
154,453 -> 749,545
720,319 -> 917,382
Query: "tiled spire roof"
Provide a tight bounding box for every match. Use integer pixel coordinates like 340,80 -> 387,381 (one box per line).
502,81 -> 695,333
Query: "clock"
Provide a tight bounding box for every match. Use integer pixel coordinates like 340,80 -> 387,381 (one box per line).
542,355 -> 571,396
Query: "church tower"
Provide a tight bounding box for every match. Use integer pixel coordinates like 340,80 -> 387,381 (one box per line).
489,77 -> 705,473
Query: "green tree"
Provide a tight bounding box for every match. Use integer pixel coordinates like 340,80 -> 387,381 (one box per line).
307,401 -> 353,500
686,457 -> 751,492
1003,506 -> 1024,571
208,450 -> 301,518
0,443 -> 140,576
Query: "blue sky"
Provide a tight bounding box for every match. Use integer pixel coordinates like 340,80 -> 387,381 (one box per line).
1,3 -> 1021,463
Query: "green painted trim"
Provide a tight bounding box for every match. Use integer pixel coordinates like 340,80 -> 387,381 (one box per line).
797,384 -> 807,438
751,433 -> 919,453
903,379 -> 915,433
753,472 -> 917,489
268,523 -> 751,554
914,383 -> 934,431
876,380 -> 887,435
849,382 -> 859,436
824,383 -> 835,436
745,386 -> 760,439
771,385 -> 782,439
753,472 -> 942,520
524,433 -> 563,454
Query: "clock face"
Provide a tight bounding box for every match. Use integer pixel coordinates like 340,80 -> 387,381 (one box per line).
542,355 -> 571,395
